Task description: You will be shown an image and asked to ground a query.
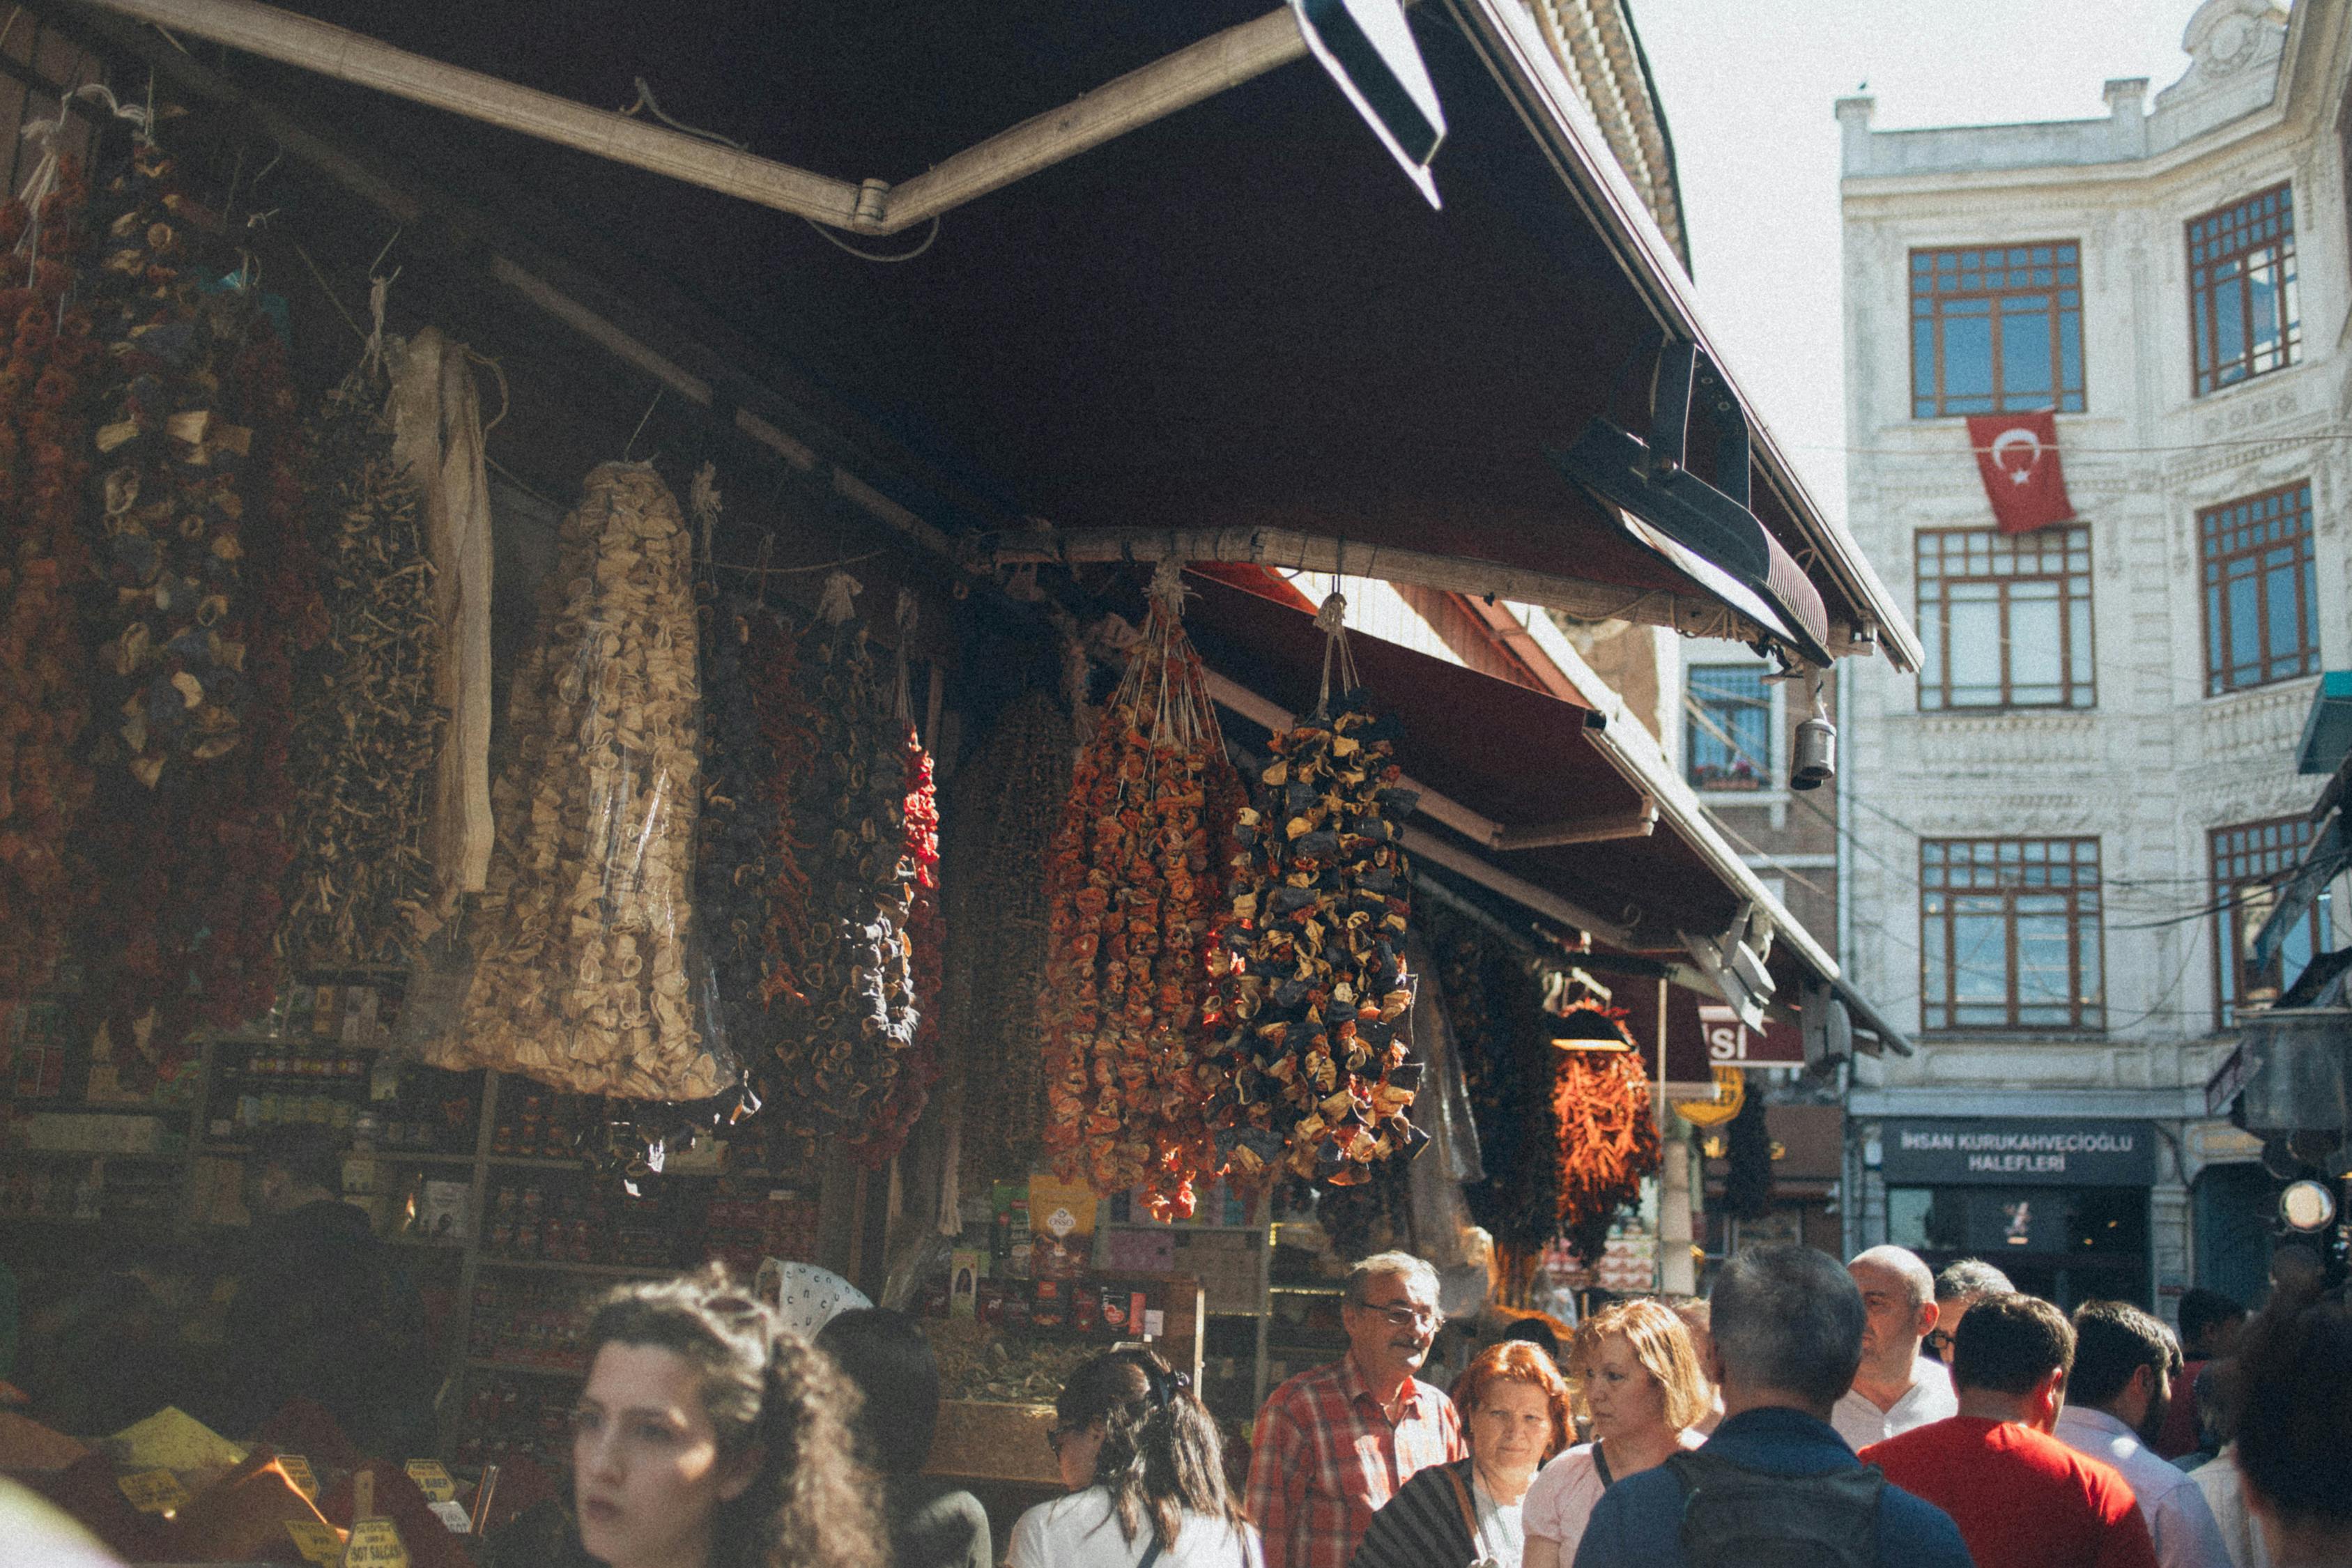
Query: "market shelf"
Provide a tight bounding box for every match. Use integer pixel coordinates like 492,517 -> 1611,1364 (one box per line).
477,1256 -> 677,1279
484,1154 -> 589,1170
467,1358 -> 587,1380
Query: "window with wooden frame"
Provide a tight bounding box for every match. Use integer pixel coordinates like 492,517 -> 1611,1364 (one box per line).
2188,183 -> 2300,397
2211,816 -> 2326,1027
1686,663 -> 1773,791
1921,838 -> 2104,1033
1909,243 -> 2085,419
2199,482 -> 2318,695
1916,525 -> 2094,711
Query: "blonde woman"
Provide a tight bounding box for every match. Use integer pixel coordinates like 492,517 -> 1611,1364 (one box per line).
1521,1300 -> 1711,1568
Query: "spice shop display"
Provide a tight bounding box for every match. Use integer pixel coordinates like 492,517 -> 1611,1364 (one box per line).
761,572 -> 917,1141
449,461 -> 717,1100
75,141 -> 314,1064
1039,566 -> 1238,1218
0,157 -> 97,1003
279,359 -> 443,966
1549,1002 -> 1661,1264
943,686 -> 1070,1191
1206,599 -> 1423,1189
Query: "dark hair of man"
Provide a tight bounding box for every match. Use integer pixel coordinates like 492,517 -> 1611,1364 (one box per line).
1707,1243 -> 1865,1412
1055,1348 -> 1244,1549
253,1123 -> 346,1195
2231,1298 -> 2352,1532
1951,1293 -> 2073,1396
2067,1300 -> 2181,1410
815,1307 -> 940,1477
2175,1287 -> 2245,1353
1933,1258 -> 2014,1303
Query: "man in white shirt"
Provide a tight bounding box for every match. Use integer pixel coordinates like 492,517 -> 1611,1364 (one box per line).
2052,1300 -> 2232,1568
1830,1245 -> 1957,1451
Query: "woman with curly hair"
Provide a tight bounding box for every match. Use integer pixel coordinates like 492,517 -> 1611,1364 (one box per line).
1353,1339 -> 1574,1568
567,1267 -> 885,1568
1010,1348 -> 1259,1567
1521,1299 -> 1709,1568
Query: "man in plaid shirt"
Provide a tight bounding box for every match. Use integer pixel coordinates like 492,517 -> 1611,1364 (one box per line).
1245,1250 -> 1466,1568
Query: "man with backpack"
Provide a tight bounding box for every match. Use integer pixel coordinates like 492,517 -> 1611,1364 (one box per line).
1571,1243 -> 1973,1568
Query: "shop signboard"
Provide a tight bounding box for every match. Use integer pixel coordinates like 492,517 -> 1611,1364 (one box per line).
1880,1118 -> 2156,1187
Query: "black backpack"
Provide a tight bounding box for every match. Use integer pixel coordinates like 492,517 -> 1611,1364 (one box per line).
1666,1449 -> 1884,1568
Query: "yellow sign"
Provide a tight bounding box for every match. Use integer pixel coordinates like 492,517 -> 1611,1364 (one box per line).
284,1519 -> 345,1565
403,1458 -> 455,1503
279,1454 -> 319,1499
341,1516 -> 410,1568
116,1468 -> 192,1514
1670,1064 -> 1746,1129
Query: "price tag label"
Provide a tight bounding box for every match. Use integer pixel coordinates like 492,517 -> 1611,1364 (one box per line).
117,1468 -> 191,1514
403,1458 -> 455,1502
278,1454 -> 318,1499
428,1499 -> 472,1532
283,1519 -> 344,1565
341,1516 -> 410,1568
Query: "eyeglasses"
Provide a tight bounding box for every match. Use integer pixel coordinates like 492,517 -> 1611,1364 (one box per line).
1354,1300 -> 1445,1330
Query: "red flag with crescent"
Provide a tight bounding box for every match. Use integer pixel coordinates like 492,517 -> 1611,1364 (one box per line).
1965,410 -> 2075,534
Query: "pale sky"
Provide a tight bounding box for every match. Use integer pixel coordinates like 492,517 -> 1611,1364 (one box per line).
1631,0 -> 2212,523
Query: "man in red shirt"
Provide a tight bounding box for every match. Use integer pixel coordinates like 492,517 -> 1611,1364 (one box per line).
1863,1292 -> 2156,1568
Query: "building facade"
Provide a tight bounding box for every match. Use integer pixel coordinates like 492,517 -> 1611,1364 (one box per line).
1838,0 -> 2352,1314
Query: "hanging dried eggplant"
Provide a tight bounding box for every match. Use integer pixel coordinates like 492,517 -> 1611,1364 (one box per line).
279,364 -> 443,966
0,157 -> 97,1001
693,574 -> 789,1089
847,721 -> 941,1167
1205,597 -> 1424,1189
449,461 -> 715,1100
1039,565 -> 1237,1219
1441,920 -> 1563,1274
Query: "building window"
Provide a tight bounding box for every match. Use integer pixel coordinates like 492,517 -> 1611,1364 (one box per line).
1916,526 -> 2094,710
2189,183 -> 2299,396
1909,243 -> 2084,419
1686,663 -> 1772,790
1921,838 -> 2104,1033
2199,482 -> 2319,695
2212,817 -> 2328,1027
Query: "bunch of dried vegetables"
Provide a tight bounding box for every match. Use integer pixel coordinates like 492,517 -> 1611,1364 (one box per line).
278,364 -> 443,966
943,687 -> 1070,1192
450,461 -> 716,1100
74,142 -> 316,1055
1550,1001 -> 1660,1261
1438,919 -> 1563,1275
1039,567 -> 1237,1219
0,158 -> 97,1001
763,573 -> 916,1139
847,719 -> 940,1167
1720,1075 -> 1773,1222
1205,602 -> 1424,1190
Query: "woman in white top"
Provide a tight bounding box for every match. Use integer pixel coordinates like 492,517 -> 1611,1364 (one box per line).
1522,1299 -> 1712,1568
1008,1349 -> 1262,1568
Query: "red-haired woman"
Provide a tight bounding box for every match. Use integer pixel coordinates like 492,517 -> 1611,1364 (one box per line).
1350,1340 -> 1571,1568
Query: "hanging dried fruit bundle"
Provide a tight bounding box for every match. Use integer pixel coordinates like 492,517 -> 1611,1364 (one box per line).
944,688 -> 1070,1191
0,158 -> 97,1001
1440,921 -> 1563,1280
1721,1077 -> 1774,1222
765,574 -> 916,1139
1039,569 -> 1236,1219
450,461 -> 715,1100
279,366 -> 443,966
847,725 -> 940,1167
692,562 -> 788,1091
75,143 -> 314,1054
1551,1001 -> 1660,1261
1204,601 -> 1424,1189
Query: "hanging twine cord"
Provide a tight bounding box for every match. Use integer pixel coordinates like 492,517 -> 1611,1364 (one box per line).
1313,590 -> 1358,718
817,569 -> 861,627
893,587 -> 918,726
16,81 -> 151,280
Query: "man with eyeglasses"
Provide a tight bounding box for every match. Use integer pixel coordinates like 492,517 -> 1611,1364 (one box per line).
1244,1250 -> 1466,1568
1928,1259 -> 2016,1365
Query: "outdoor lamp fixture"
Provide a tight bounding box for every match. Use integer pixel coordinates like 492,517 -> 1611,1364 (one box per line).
2280,1177 -> 2337,1233
1551,340 -> 1835,668
1790,670 -> 1836,791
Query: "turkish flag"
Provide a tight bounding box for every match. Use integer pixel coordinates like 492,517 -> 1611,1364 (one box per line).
1966,410 -> 2075,534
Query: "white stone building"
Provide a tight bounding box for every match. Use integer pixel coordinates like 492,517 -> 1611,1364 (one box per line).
1837,0 -> 2352,1314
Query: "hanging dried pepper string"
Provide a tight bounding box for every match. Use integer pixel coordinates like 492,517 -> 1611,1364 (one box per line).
847,719 -> 939,1167
1039,563 -> 1236,1220
0,157 -> 96,1001
1550,1002 -> 1660,1262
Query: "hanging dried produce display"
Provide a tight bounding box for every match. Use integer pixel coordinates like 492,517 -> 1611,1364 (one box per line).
1721,1080 -> 1774,1222
447,461 -> 717,1100
692,572 -> 790,1088
944,687 -> 1070,1192
763,573 -> 917,1140
1549,1001 -> 1660,1263
1039,564 -> 1237,1219
74,141 -> 315,1056
847,699 -> 941,1168
0,157 -> 97,1001
1439,919 -> 1562,1292
1204,596 -> 1424,1189
278,362 -> 443,966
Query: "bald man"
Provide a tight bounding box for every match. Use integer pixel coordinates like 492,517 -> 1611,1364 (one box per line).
1831,1245 -> 1958,1451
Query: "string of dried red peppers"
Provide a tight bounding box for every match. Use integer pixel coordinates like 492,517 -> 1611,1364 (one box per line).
847,725 -> 939,1167
1552,1002 -> 1661,1262
0,159 -> 97,1001
1206,681 -> 1426,1187
1039,571 -> 1236,1219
